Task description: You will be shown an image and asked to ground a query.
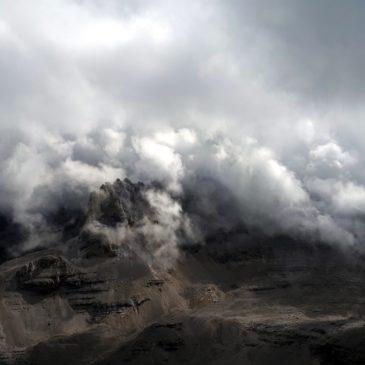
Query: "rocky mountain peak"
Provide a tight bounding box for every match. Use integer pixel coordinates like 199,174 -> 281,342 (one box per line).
86,178 -> 154,227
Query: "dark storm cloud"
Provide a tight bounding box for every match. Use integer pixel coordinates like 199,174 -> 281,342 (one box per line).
224,0 -> 365,104
0,0 -> 365,254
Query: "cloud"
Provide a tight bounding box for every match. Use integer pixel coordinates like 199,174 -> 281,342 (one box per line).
224,0 -> 365,104
1,0 -> 365,256
132,136 -> 184,192
308,141 -> 356,179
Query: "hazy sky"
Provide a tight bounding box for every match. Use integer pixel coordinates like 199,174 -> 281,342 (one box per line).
1,0 -> 365,249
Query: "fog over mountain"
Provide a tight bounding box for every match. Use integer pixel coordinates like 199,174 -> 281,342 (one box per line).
2,0 -> 365,255
1,2 -> 365,364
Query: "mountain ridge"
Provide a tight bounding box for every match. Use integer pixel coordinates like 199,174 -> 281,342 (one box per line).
0,178 -> 364,364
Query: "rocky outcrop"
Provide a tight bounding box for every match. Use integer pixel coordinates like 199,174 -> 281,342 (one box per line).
0,245 -> 187,362
87,178 -> 154,227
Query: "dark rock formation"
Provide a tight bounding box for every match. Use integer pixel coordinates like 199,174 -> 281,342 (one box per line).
87,178 -> 154,227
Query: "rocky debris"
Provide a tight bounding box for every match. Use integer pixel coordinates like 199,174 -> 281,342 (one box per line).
98,320 -> 187,364
70,298 -> 151,320
13,255 -> 77,294
153,322 -> 183,331
93,315 -> 365,365
247,282 -> 291,292
145,279 -> 164,288
186,284 -> 225,308
78,230 -> 119,259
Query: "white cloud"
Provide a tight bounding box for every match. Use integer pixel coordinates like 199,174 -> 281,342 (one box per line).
133,136 -> 184,192
310,142 -> 355,169
62,159 -> 125,187
1,0 -> 365,253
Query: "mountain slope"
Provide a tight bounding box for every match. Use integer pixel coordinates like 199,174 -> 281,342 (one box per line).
0,179 -> 364,365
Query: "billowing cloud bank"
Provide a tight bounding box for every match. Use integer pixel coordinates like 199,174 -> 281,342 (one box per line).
1,0 -> 365,254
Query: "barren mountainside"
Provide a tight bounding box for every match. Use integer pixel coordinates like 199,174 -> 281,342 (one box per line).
0,179 -> 365,365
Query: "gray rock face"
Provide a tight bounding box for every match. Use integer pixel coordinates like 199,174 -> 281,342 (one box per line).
87,178 -> 154,227
0,178 -> 365,364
